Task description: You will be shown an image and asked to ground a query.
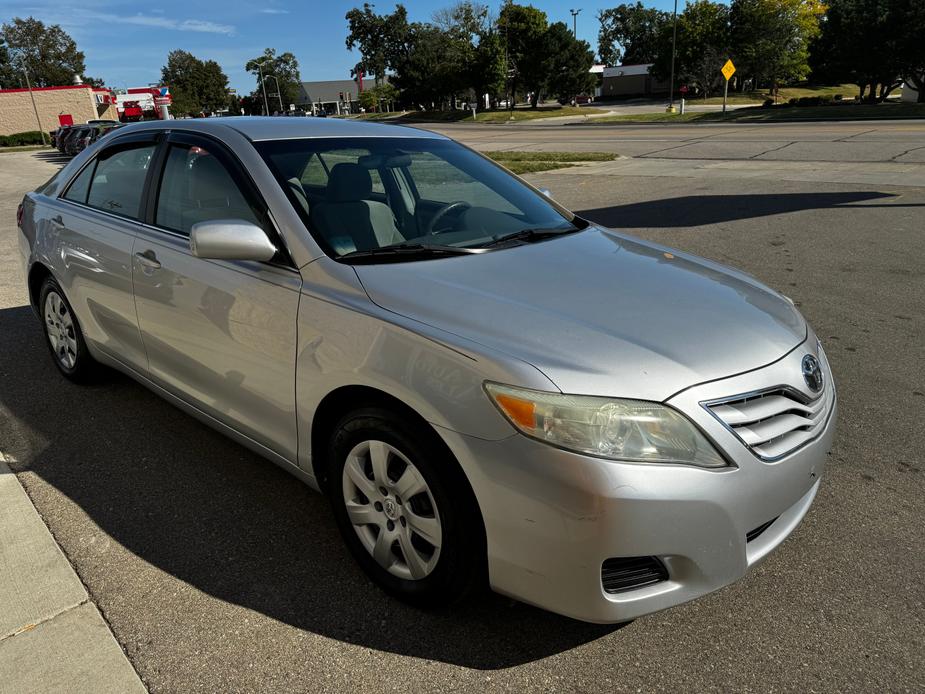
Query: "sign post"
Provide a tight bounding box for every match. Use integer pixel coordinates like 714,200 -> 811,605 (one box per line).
721,59 -> 736,115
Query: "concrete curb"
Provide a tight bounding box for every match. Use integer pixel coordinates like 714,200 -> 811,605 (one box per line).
0,453 -> 146,694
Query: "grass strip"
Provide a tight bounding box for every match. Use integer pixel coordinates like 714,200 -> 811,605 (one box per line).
483,150 -> 618,174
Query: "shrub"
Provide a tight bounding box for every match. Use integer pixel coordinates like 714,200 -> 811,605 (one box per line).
762,98 -> 774,108
0,130 -> 46,147
789,97 -> 799,105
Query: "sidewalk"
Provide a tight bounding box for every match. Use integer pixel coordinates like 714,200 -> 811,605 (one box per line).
0,453 -> 145,694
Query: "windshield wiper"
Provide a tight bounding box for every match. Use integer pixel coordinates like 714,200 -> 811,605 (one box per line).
474,226 -> 581,249
339,243 -> 482,263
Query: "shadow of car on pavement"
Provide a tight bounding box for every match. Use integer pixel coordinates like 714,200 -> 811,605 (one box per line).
577,191 -> 918,229
0,304 -> 622,670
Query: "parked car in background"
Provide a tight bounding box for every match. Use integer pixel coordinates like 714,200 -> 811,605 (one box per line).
56,126 -> 83,155
16,118 -> 836,624
54,125 -> 76,153
63,125 -> 94,157
85,123 -> 123,150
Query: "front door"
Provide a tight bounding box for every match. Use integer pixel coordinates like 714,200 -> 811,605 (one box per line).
131,133 -> 300,462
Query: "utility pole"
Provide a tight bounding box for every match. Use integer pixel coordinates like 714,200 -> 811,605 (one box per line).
257,61 -> 270,116
667,0 -> 679,113
22,64 -> 48,145
570,8 -> 582,38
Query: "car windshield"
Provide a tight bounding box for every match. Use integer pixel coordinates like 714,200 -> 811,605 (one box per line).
256,136 -> 584,261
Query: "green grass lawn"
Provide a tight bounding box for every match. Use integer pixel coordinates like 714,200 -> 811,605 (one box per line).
594,102 -> 925,124
351,105 -> 606,124
693,83 -> 859,106
484,150 -> 618,174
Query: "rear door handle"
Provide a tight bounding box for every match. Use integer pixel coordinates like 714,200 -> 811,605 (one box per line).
135,250 -> 161,270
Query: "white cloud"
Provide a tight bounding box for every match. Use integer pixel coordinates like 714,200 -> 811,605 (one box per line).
53,9 -> 236,36
259,9 -> 290,14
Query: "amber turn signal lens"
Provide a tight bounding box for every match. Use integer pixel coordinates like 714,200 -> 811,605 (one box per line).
494,393 -> 536,429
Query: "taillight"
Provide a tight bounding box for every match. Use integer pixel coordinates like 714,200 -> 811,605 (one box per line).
17,202 -> 24,228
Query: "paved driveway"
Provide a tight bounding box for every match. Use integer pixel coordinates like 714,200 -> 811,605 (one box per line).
0,130 -> 922,692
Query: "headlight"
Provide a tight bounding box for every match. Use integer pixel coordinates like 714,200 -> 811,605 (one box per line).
485,383 -> 726,468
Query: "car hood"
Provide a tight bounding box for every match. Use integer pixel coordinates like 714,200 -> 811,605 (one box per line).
354,228 -> 806,401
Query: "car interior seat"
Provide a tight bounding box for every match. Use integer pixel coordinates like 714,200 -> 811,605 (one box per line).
312,163 -> 404,255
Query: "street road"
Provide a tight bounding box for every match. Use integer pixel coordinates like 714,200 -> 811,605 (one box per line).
0,121 -> 923,692
427,120 -> 925,163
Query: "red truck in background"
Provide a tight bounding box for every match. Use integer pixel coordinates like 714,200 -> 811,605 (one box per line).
116,87 -> 171,122
120,100 -> 144,121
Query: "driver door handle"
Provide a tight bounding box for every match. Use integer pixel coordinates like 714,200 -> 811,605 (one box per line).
135,249 -> 161,270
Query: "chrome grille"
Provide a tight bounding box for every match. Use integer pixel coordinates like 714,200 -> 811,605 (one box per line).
704,383 -> 834,461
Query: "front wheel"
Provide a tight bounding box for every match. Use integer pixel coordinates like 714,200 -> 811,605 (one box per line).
326,408 -> 485,607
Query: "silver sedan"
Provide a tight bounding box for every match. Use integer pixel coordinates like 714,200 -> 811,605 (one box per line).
16,117 -> 836,623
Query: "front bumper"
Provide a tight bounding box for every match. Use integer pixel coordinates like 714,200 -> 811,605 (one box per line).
436,341 -> 836,623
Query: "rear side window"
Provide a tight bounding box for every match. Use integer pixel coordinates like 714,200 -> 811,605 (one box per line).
154,144 -> 262,236
63,163 -> 96,204
85,144 -> 156,220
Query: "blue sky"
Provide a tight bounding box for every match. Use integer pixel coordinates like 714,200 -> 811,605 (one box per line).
1,1 -> 682,93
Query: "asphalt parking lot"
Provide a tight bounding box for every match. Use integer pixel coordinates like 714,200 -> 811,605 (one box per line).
1,122 -> 923,692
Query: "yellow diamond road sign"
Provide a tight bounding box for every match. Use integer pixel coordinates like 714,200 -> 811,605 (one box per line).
721,59 -> 736,81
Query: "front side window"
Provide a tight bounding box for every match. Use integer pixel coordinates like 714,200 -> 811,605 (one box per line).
84,144 -> 156,219
257,137 -> 581,261
155,144 -> 262,236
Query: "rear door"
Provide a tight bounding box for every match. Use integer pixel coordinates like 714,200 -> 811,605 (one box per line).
52,132 -> 159,371
131,131 -> 301,461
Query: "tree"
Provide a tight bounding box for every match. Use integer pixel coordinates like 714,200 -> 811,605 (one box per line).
391,23 -> 459,108
899,0 -> 925,102
0,35 -> 17,88
245,49 -> 302,113
730,0 -> 825,93
544,22 -> 597,103
469,29 -> 507,106
161,50 -> 230,117
359,82 -> 400,111
345,3 -> 410,86
0,17 -> 96,87
597,2 -> 671,66
810,0 -> 924,102
652,0 -> 730,98
498,1 -> 550,107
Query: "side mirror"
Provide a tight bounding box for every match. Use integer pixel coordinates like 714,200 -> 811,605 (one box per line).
538,188 -> 553,199
189,219 -> 277,262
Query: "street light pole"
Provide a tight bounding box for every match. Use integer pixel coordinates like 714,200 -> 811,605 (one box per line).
667,0 -> 679,112
265,74 -> 285,113
569,8 -> 581,38
257,61 -> 270,116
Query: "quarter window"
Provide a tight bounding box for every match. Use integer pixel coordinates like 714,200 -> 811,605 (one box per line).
84,144 -> 156,219
155,144 -> 262,236
63,162 -> 96,205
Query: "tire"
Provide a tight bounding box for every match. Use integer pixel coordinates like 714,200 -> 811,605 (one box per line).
326,407 -> 486,607
38,276 -> 98,383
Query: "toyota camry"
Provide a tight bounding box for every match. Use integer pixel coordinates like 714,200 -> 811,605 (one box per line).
16,118 -> 836,623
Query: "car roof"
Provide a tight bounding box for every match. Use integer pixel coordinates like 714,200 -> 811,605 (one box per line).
112,116 -> 446,142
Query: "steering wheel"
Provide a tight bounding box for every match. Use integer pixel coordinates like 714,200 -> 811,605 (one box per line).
426,201 -> 471,235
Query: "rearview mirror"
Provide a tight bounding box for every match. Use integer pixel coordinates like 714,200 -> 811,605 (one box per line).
189,219 -> 277,262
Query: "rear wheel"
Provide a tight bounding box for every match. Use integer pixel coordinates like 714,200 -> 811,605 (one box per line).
326,407 -> 485,607
39,277 -> 98,382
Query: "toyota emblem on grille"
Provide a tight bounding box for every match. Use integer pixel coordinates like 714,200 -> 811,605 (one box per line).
801,354 -> 824,393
